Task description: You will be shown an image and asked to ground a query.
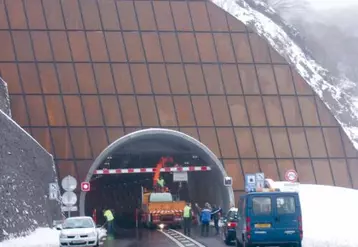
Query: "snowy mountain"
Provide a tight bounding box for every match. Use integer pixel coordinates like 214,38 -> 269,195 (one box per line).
212,0 -> 358,150
263,0 -> 358,86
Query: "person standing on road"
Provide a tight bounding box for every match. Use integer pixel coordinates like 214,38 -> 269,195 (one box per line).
103,208 -> 115,235
195,202 -> 211,237
183,202 -> 192,236
211,204 -> 222,235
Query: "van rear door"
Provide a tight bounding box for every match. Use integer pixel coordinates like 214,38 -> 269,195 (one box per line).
247,194 -> 276,242
273,193 -> 301,242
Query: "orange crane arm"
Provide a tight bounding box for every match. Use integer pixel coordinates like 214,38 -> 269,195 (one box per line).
153,161 -> 163,186
153,157 -> 173,187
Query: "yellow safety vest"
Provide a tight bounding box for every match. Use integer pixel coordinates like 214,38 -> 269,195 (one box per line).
157,179 -> 164,187
104,210 -> 114,222
183,206 -> 191,218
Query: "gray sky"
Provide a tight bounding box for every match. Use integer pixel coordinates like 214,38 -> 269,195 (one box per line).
309,0 -> 358,9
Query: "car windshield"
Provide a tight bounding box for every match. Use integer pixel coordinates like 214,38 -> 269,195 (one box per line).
149,193 -> 173,202
62,218 -> 94,229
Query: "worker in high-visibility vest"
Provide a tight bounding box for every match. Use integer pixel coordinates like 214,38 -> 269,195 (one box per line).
103,208 -> 115,235
157,177 -> 165,191
183,202 -> 192,236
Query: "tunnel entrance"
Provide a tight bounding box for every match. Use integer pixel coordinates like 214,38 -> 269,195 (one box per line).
79,128 -> 234,228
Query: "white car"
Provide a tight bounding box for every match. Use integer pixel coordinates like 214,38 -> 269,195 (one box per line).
56,216 -> 106,247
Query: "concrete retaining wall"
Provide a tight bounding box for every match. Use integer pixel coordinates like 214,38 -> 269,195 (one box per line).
0,80 -> 61,241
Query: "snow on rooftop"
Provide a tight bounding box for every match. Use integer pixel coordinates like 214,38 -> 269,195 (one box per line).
212,0 -> 358,150
0,228 -> 59,247
271,182 -> 358,246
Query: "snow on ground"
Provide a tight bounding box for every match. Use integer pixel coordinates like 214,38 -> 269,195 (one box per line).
1,184 -> 358,247
0,228 -> 59,247
273,182 -> 358,247
0,227 -> 107,247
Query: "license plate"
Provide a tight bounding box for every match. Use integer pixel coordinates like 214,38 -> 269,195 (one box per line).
72,240 -> 85,244
255,223 -> 271,228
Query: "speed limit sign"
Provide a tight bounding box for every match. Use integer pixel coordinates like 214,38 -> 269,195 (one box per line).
285,169 -> 298,182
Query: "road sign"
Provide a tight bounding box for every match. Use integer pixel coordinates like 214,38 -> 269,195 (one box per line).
81,182 -> 91,192
173,172 -> 188,182
285,169 -> 298,182
61,175 -> 77,192
61,191 -> 77,206
224,177 -> 232,187
61,206 -> 78,212
281,182 -> 300,192
245,174 -> 256,192
49,183 -> 59,200
255,173 -> 265,189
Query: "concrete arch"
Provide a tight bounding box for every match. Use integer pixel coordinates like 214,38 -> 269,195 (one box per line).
79,128 -> 235,216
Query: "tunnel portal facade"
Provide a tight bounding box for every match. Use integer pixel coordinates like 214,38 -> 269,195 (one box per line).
79,128 -> 235,216
2,0 -> 358,209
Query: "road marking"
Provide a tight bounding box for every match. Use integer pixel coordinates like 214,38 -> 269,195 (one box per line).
169,229 -> 206,247
159,230 -> 186,247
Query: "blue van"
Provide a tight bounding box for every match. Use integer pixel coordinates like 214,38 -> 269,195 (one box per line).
236,191 -> 302,247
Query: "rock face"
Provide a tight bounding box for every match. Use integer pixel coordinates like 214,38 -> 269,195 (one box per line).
0,78 -> 10,117
0,88 -> 61,241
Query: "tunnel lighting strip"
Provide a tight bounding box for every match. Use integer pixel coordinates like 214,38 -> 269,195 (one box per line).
94,166 -> 211,175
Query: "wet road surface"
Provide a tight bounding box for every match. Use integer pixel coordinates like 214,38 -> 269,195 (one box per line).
102,228 -> 176,247
101,227 -> 229,247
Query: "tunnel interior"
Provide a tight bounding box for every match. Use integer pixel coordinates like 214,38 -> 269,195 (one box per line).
83,130 -> 232,228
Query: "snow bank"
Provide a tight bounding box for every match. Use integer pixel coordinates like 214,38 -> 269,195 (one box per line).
0,227 -> 107,247
273,182 -> 358,247
0,228 -> 59,247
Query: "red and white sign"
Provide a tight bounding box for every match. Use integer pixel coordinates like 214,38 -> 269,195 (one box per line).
285,169 -> 298,182
94,166 -> 211,175
81,182 -> 91,192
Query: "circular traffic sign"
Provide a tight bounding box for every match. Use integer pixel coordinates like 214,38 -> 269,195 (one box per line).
285,169 -> 298,182
62,191 -> 77,206
81,182 -> 90,192
61,175 -> 77,192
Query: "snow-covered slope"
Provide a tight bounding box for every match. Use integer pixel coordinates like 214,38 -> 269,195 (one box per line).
212,0 -> 358,150
272,182 -> 358,246
0,228 -> 59,247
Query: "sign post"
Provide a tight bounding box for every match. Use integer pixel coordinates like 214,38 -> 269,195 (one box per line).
245,174 -> 256,192
173,172 -> 188,182
61,175 -> 78,217
224,177 -> 232,187
255,173 -> 265,189
49,183 -> 59,200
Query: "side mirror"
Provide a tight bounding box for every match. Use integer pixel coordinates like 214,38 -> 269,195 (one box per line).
56,225 -> 62,230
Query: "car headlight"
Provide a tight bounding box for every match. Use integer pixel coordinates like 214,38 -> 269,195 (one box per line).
88,232 -> 97,238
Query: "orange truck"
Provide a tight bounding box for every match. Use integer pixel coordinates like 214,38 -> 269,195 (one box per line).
140,189 -> 186,228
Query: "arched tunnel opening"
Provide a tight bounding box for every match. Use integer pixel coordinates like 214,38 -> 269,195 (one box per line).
79,129 -> 234,229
